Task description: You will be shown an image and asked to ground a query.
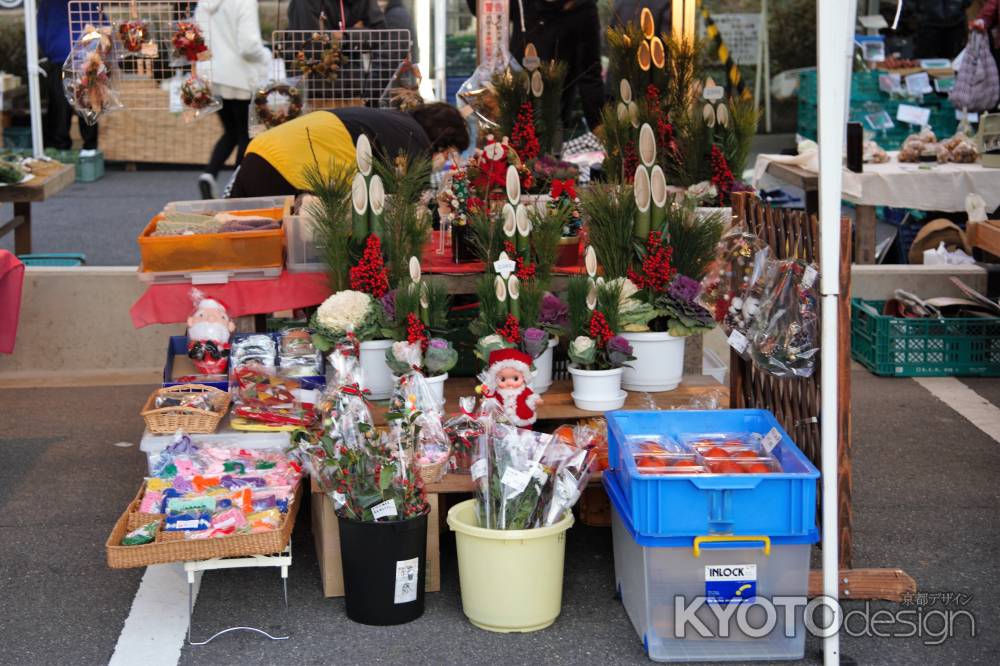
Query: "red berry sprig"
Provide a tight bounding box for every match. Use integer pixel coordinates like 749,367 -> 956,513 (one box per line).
406,312 -> 428,352
349,235 -> 390,298
588,311 -> 613,347
511,102 -> 540,162
627,231 -> 676,294
710,144 -> 734,205
497,313 -> 522,344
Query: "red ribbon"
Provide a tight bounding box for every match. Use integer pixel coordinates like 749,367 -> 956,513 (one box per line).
551,179 -> 576,200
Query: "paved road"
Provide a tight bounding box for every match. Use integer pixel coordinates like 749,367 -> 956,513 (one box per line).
0,368 -> 997,665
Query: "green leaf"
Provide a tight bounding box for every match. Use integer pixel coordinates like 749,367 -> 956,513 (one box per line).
379,464 -> 394,490
311,333 -> 332,353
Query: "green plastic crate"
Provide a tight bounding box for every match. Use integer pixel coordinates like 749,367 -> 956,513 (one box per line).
851,299 -> 1000,377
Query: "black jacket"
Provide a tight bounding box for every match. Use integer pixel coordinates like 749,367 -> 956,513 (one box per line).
287,0 -> 386,30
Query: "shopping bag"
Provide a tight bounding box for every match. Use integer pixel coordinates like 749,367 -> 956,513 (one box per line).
950,31 -> 1000,112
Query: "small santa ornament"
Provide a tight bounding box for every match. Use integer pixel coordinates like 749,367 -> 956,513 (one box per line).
480,348 -> 542,428
186,294 -> 235,375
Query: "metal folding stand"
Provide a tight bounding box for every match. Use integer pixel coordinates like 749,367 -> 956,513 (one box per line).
183,545 -> 292,646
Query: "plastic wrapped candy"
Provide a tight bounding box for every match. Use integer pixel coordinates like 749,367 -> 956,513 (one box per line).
700,229 -> 771,353
180,72 -> 222,121
278,328 -> 321,377
231,334 -> 276,370
250,78 -> 306,136
121,520 -> 159,546
748,259 -> 820,378
232,362 -> 315,427
62,26 -> 123,126
444,396 -> 487,473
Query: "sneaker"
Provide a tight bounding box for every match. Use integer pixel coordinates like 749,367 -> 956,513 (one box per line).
199,173 -> 217,200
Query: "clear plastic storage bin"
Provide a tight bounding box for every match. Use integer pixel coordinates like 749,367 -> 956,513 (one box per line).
607,473 -> 816,663
285,214 -> 326,272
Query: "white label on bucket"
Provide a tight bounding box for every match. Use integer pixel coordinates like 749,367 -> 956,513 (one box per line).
501,467 -> 531,493
371,499 -> 398,520
802,265 -> 818,289
761,427 -> 782,454
728,330 -> 749,354
394,556 -> 419,604
470,459 -> 488,481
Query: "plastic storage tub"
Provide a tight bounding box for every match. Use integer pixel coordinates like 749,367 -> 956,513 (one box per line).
607,410 -> 819,537
285,213 -> 326,272
139,197 -> 291,273
607,474 -> 817,663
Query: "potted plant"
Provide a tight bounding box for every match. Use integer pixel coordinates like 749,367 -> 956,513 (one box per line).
385,337 -> 458,406
310,289 -> 396,399
564,277 -> 635,411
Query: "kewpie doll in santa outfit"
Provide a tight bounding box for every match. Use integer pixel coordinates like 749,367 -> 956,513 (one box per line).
479,348 -> 542,428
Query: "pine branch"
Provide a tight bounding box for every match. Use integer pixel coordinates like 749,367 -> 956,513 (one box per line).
528,202 -> 568,286
580,183 -> 638,279
566,276 -> 591,339
664,198 -> 726,281
301,159 -> 354,292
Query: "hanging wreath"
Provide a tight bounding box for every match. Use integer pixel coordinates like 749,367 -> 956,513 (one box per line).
172,21 -> 207,62
118,19 -> 149,53
252,83 -> 304,128
293,32 -> 342,81
181,74 -> 214,109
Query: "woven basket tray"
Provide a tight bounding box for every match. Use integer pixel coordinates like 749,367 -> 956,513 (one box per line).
106,483 -> 302,569
140,384 -> 230,434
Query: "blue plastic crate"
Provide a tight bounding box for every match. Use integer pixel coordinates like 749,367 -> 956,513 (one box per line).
606,410 -> 820,538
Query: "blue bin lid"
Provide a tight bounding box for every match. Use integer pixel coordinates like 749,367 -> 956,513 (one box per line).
603,472 -> 819,547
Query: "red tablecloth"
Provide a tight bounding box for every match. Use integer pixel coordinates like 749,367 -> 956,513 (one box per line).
130,271 -> 333,327
0,250 -> 25,353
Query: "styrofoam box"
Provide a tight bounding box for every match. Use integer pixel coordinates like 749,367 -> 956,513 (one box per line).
608,410 -> 819,538
285,214 -> 326,272
607,474 -> 816,663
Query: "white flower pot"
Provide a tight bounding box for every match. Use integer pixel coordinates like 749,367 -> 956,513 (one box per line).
621,331 -> 686,392
532,338 -> 558,394
358,339 -> 394,400
395,371 -> 448,410
568,364 -> 626,412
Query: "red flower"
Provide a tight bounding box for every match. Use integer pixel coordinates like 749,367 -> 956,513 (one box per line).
349,235 -> 390,297
588,311 -> 613,346
627,231 -> 676,294
511,102 -> 540,162
497,313 -> 521,344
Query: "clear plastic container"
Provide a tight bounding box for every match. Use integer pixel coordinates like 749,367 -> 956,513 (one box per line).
163,195 -> 292,214
285,213 -> 325,273
607,474 -> 815,663
680,432 -> 765,455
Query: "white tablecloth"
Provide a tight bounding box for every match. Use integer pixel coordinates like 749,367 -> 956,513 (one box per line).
753,152 -> 1000,212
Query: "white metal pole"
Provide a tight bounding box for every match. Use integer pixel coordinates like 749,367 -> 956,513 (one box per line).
434,0 -> 447,101
23,0 -> 45,158
415,0 -> 434,99
816,0 -> 854,662
762,0 -> 771,133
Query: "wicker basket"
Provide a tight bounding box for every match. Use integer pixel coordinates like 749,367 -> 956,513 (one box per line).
417,459 -> 448,484
140,384 -> 230,434
106,483 -> 302,569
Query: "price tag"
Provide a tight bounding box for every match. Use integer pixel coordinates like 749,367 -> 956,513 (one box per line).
493,257 -> 516,278
470,458 -> 487,481
394,557 -> 419,604
956,109 -> 979,123
896,104 -> 931,128
501,467 -> 531,493
802,265 -> 818,289
140,42 -> 159,58
728,329 -> 749,354
904,71 -> 932,96
703,86 -> 725,101
371,499 -> 398,520
761,427 -> 782,454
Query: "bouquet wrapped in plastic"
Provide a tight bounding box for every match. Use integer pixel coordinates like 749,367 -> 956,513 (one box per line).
477,423 -> 552,530
749,259 -> 820,378
180,70 -> 221,121
387,342 -> 445,417
540,425 -> 597,527
62,26 -> 123,126
444,396 -> 486,473
700,230 -> 770,354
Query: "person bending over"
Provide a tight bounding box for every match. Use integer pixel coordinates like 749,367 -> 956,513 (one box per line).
227,103 -> 470,198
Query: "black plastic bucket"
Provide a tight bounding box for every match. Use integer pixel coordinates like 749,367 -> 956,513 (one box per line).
337,511 -> 428,625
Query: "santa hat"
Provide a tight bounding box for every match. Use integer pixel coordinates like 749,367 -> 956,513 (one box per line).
485,348 -> 533,387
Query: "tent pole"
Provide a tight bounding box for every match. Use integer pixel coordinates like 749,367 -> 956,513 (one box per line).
23,0 -> 45,158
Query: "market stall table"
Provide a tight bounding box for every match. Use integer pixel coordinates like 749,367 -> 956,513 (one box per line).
754,152 -> 1000,264
0,161 -> 75,255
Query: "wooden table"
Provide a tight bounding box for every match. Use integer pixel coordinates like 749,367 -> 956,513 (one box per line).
763,160 -> 878,265
0,162 -> 76,255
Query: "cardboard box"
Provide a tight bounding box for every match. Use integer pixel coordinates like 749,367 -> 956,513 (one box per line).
311,478 -> 441,598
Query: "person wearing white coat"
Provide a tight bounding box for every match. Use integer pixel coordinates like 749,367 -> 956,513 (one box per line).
194,0 -> 271,199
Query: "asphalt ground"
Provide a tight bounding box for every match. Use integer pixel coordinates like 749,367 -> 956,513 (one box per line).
0,368 -> 997,665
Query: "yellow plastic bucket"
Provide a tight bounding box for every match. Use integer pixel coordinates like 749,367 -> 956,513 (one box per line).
446,499 -> 574,632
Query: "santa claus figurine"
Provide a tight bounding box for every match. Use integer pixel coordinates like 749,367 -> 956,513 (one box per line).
480,348 -> 542,428
186,295 -> 235,375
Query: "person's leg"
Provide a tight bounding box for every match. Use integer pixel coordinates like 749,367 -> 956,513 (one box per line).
231,99 -> 251,165
79,116 -> 99,151
568,3 -> 605,132
207,99 -> 238,177
228,153 -> 298,198
44,61 -> 73,151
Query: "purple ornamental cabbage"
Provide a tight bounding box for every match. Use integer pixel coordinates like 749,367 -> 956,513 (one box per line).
522,327 -> 549,359
380,289 -> 397,322
538,292 -> 569,329
606,335 -> 635,367
667,274 -> 701,304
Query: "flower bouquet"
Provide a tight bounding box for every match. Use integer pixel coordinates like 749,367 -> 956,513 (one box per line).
443,396 -> 486,473
385,338 -> 458,379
